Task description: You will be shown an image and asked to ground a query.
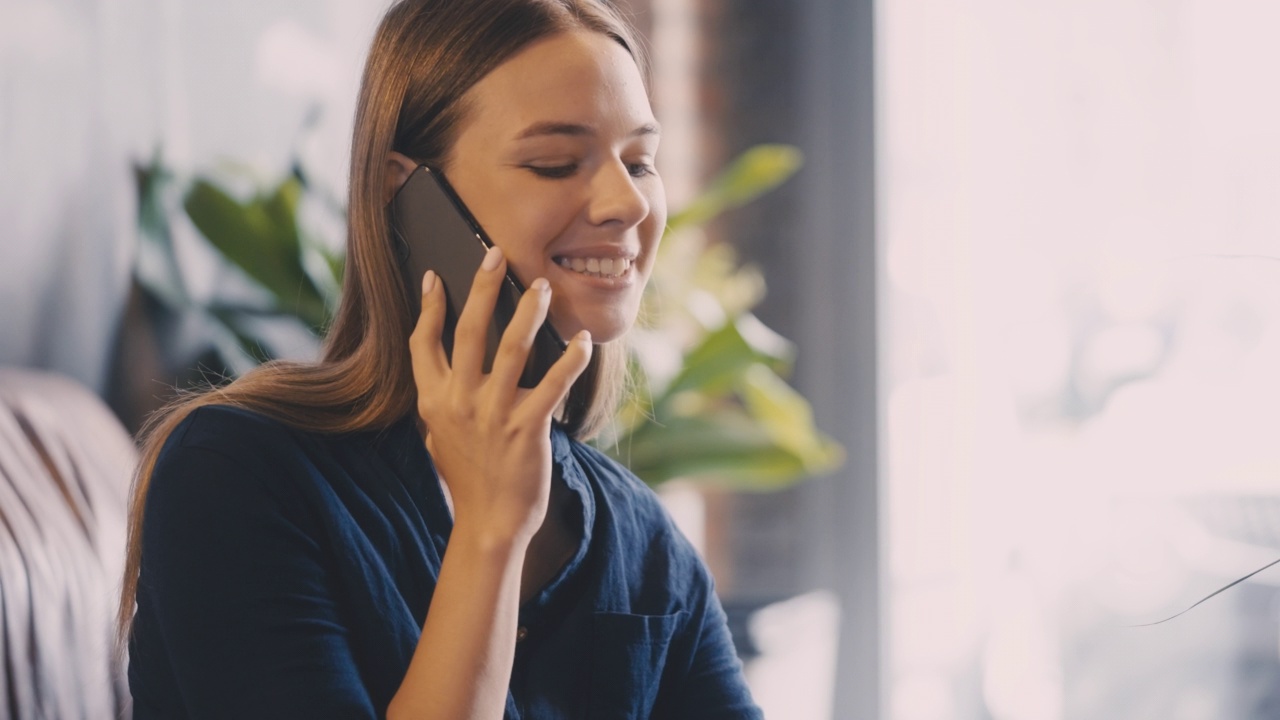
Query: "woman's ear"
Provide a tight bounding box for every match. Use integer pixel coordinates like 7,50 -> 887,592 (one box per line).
385,151 -> 419,202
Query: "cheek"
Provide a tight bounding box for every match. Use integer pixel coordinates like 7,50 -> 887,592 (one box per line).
641,187 -> 667,251
477,206 -> 563,283
638,209 -> 666,272
649,186 -> 669,229
646,174 -> 668,218
491,194 -> 571,255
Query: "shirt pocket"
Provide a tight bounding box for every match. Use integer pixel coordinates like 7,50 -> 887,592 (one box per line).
587,611 -> 685,719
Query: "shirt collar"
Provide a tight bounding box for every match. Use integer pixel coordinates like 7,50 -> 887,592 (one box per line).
550,422 -> 594,534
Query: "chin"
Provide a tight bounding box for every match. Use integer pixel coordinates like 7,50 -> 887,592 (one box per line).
551,313 -> 634,345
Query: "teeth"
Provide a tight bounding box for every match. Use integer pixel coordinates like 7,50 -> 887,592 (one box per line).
558,256 -> 632,278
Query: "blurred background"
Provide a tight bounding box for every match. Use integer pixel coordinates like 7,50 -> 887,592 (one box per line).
4,0 -> 1280,718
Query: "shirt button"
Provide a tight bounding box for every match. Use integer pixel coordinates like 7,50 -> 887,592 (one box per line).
516,626 -> 529,642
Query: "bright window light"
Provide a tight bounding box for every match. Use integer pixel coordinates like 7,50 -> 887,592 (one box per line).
881,2 -> 1280,718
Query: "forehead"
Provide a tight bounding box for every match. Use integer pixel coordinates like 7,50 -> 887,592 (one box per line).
459,30 -> 654,140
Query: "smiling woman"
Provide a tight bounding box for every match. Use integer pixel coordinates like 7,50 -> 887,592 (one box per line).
119,1 -> 762,718
386,29 -> 667,345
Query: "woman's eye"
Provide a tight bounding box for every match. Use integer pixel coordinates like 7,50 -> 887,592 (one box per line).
528,164 -> 578,179
627,162 -> 656,178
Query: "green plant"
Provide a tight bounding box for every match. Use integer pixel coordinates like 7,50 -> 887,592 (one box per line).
132,145 -> 842,489
600,145 -> 844,488
133,153 -> 343,377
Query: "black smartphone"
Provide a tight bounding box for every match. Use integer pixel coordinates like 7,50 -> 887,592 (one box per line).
391,165 -> 566,387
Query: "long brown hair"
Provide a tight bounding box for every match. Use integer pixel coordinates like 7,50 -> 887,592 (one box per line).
118,0 -> 647,644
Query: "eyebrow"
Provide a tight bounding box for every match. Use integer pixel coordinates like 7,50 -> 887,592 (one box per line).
514,121 -> 661,140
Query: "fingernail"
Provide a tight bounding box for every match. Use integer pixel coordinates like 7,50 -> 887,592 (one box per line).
422,270 -> 436,295
575,330 -> 592,345
481,246 -> 503,271
530,277 -> 549,292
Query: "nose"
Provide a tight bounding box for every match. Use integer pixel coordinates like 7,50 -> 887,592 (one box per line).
586,160 -> 650,228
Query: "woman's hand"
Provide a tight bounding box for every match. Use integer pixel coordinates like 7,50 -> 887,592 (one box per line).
393,246 -> 591,720
408,246 -> 593,546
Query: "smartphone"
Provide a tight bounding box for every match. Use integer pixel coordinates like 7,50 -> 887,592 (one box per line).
391,165 -> 566,387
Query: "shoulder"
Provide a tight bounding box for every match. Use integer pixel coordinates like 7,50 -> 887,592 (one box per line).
161,404 -> 299,462
148,404 -> 335,518
155,403 -> 362,481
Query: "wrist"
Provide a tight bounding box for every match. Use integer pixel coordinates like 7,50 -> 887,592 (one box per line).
449,518 -> 533,559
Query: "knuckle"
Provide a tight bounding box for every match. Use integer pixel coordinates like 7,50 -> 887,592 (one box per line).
501,424 -> 523,445
445,393 -> 475,421
409,324 -> 428,349
411,312 -> 438,342
454,321 -> 482,343
416,395 -> 435,419
496,339 -> 529,363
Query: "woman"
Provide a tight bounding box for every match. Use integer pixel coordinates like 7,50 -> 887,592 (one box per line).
121,0 -> 763,718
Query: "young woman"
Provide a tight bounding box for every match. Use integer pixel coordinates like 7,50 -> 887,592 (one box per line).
121,1 -> 763,717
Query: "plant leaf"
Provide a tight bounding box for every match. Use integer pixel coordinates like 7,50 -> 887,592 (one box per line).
206,306 -> 275,367
611,412 -> 813,488
184,177 -> 329,329
739,363 -> 845,474
202,310 -> 268,377
133,157 -> 190,309
666,144 -> 803,232
658,315 -> 795,402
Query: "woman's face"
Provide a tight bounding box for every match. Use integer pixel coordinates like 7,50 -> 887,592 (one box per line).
442,30 -> 665,344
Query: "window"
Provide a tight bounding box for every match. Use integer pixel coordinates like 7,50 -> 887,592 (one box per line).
882,2 -> 1280,718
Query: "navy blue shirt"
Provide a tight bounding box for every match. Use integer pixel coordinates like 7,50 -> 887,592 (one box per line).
128,405 -> 762,719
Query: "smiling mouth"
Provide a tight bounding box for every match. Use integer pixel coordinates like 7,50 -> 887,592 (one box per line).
555,256 -> 633,279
